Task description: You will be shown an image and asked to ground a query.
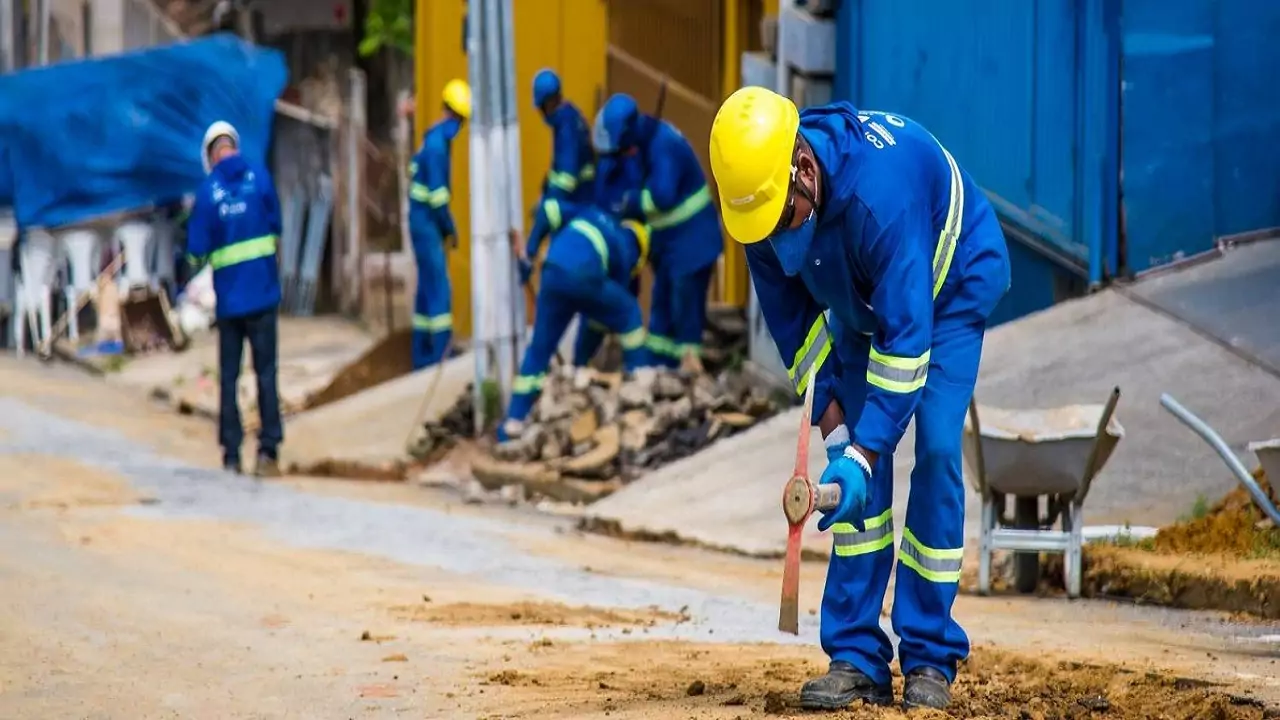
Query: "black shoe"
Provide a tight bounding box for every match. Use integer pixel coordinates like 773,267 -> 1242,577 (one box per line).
902,666 -> 951,710
254,452 -> 281,479
799,661 -> 893,710
222,454 -> 242,474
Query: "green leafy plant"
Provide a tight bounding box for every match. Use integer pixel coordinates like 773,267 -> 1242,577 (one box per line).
359,0 -> 414,57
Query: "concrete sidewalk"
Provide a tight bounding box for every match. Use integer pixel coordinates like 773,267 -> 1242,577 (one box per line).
587,271 -> 1280,558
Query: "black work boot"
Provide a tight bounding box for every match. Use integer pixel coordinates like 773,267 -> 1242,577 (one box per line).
254,451 -> 281,479
222,452 -> 242,474
799,661 -> 893,709
902,667 -> 951,710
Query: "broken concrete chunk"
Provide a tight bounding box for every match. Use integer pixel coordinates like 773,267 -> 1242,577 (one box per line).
492,437 -> 536,462
653,372 -> 687,400
714,412 -> 757,429
618,380 -> 653,411
470,455 -> 560,492
563,424 -> 621,479
569,408 -> 600,445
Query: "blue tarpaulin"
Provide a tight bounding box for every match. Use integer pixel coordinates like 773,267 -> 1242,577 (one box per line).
0,33 -> 287,229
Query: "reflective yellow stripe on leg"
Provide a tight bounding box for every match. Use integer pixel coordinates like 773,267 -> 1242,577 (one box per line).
898,527 -> 963,583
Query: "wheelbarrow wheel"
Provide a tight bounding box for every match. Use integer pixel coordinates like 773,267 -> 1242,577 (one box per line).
1014,496 -> 1041,594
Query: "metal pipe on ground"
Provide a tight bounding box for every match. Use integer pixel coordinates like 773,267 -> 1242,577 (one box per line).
1159,393 -> 1280,526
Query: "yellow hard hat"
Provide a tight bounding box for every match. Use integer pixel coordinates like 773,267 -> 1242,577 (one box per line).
442,79 -> 472,120
709,86 -> 800,244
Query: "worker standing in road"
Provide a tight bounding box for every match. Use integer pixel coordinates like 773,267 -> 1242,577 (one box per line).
187,121 -> 286,478
594,93 -> 723,371
708,88 -> 1010,711
407,79 -> 471,370
499,199 -> 650,440
533,69 -> 596,204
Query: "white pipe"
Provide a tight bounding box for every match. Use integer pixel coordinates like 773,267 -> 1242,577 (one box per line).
467,0 -> 490,434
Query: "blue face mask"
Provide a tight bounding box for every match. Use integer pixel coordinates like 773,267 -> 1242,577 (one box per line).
769,209 -> 816,277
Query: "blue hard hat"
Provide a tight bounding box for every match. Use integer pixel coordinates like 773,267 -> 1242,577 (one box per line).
532,69 -> 561,108
599,92 -> 640,150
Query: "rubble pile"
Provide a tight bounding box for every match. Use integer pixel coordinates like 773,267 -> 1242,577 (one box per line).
470,365 -> 788,503
408,390 -> 477,463
699,304 -> 750,374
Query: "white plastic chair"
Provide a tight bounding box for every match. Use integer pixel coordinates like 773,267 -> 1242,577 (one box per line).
151,217 -> 176,289
59,227 -> 102,341
114,220 -> 154,293
15,228 -> 62,355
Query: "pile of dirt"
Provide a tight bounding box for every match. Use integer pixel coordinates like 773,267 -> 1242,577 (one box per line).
1151,468 -> 1280,558
464,365 -> 786,504
479,642 -> 1277,719
1064,468 -> 1280,618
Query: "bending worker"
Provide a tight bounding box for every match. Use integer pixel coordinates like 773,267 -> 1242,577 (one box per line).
407,78 -> 471,370
186,121 -> 285,478
595,93 -> 722,370
708,88 -> 1010,711
499,200 -> 650,440
533,69 -> 596,204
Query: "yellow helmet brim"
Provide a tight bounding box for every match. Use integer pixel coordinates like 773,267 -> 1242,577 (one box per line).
710,88 -> 800,245
719,179 -> 790,245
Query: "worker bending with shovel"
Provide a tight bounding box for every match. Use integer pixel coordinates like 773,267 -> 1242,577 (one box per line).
498,200 -> 650,441
594,93 -> 722,370
708,88 -> 1010,711
186,121 -> 285,477
407,79 -> 471,370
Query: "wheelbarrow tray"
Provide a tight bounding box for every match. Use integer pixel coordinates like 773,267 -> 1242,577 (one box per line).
1247,439 -> 1280,492
964,403 -> 1125,498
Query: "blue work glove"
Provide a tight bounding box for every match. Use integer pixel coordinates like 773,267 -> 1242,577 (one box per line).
817,425 -> 871,533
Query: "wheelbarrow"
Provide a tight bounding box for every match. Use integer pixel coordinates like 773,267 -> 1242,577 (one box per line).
964,387 -> 1123,598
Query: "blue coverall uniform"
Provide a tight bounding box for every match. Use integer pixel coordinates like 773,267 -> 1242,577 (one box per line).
607,109 -> 723,367
408,117 -> 461,369
187,153 -> 285,464
505,202 -> 649,430
746,104 -> 1010,686
542,101 -> 596,205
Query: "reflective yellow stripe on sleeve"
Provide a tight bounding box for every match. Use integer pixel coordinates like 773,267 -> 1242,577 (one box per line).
788,314 -> 833,396
412,313 -> 453,333
931,144 -> 964,299
831,509 -> 895,557
866,346 -> 929,394
409,182 -> 431,203
209,235 -> 277,270
547,170 -> 578,192
408,161 -> 418,175
898,528 -> 963,583
579,164 -> 596,182
567,218 -> 609,273
543,199 -> 563,231
640,185 -> 712,230
425,187 -> 451,208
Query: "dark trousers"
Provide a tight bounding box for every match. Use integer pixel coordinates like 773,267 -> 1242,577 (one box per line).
217,308 -> 283,460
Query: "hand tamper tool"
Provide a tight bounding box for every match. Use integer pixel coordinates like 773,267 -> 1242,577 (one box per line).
778,367 -> 842,635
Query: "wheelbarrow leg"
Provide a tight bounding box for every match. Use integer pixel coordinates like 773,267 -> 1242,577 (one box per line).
978,493 -> 995,596
1063,499 -> 1084,599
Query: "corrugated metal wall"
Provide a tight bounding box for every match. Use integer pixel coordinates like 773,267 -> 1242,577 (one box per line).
1120,0 -> 1280,273
834,0 -> 1120,323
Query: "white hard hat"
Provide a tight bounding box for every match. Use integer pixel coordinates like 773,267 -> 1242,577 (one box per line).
202,121 -> 240,173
